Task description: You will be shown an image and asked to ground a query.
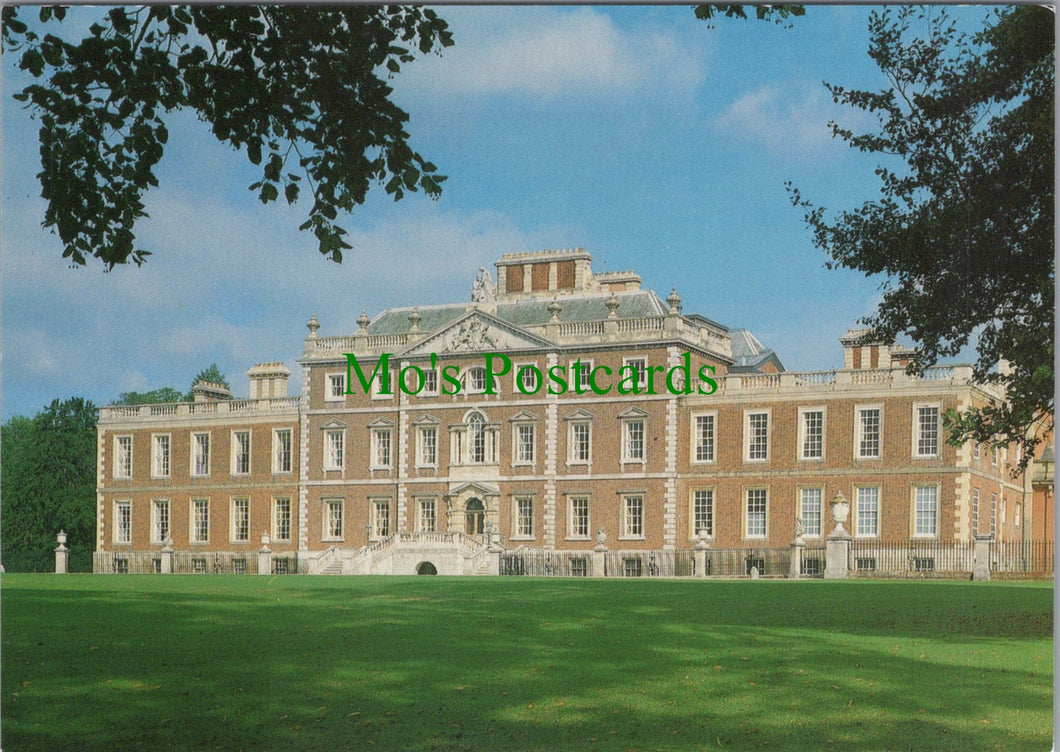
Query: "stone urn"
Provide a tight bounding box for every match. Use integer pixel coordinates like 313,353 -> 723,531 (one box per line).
829,492 -> 851,537
56,530 -> 68,549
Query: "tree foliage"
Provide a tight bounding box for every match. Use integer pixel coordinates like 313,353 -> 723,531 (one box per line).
190,363 -> 229,392
789,6 -> 1054,467
694,4 -> 805,27
2,5 -> 453,268
1,398 -> 98,571
113,386 -> 185,405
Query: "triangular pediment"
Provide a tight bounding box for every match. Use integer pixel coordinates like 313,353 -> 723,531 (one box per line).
509,410 -> 540,423
564,409 -> 595,422
321,419 -> 347,430
366,417 -> 395,428
617,406 -> 649,419
400,310 -> 552,357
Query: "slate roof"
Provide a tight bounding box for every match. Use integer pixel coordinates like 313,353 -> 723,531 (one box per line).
728,328 -> 784,372
366,290 -> 668,335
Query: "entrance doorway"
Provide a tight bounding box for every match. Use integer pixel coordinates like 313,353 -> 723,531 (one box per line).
466,498 -> 484,535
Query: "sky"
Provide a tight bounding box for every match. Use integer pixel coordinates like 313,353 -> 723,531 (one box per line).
1,4 -> 995,419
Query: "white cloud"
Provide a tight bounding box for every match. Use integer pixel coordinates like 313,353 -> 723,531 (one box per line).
711,84 -> 841,156
401,7 -> 706,101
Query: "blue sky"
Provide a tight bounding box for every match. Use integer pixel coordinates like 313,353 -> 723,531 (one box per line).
1,4 -> 993,419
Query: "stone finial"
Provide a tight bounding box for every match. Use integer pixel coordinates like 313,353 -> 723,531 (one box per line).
829,491 -> 851,537
356,309 -> 371,332
605,292 -> 620,319
408,307 -> 421,333
666,287 -> 682,314
306,313 -> 320,338
56,530 -> 68,549
547,297 -> 562,323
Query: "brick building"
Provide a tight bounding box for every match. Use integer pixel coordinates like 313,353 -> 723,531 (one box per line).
94,248 -> 1036,575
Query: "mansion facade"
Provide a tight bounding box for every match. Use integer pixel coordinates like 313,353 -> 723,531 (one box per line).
94,248 -> 1039,575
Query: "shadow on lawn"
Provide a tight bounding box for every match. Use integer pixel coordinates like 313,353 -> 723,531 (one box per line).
2,576 -> 1052,752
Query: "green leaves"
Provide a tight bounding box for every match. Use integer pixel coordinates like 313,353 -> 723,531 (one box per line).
4,5 -> 454,267
790,6 -> 1054,467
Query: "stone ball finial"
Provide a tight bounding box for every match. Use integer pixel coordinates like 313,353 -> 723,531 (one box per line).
408,307 -> 421,332
667,287 -> 682,314
605,292 -> 620,318
356,309 -> 371,331
547,297 -> 562,323
306,313 -> 321,338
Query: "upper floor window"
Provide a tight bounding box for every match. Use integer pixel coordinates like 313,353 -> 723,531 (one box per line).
468,412 -> 487,463
570,359 -> 593,392
372,428 -> 392,469
152,434 -> 171,478
324,429 -> 345,471
692,413 -> 715,463
192,432 -> 210,477
420,368 -> 439,396
114,435 -> 133,479
569,421 -> 592,464
515,423 -> 536,465
466,367 -> 489,394
623,358 -> 648,391
325,373 -> 346,401
745,411 -> 769,462
232,430 -> 251,475
273,428 -> 292,474
517,365 -> 540,393
623,419 -> 645,462
914,405 -> 940,457
417,425 -> 438,467
856,407 -> 882,459
799,409 -> 824,460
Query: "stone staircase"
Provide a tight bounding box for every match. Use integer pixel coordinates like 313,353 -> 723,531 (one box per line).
308,532 -> 498,575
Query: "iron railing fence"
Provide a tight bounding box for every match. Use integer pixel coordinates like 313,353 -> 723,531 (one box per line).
991,540 -> 1054,574
848,540 -> 974,575
94,550 -> 303,574
500,549 -> 597,577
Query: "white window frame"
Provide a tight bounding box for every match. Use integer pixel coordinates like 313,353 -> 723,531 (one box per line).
855,404 -> 883,459
990,492 -> 998,536
114,500 -> 132,545
371,428 -> 393,470
273,428 -> 293,474
417,497 -> 437,533
325,372 -> 346,402
191,432 -> 211,477
231,498 -> 250,543
516,363 -> 540,393
798,408 -> 825,461
568,421 -> 592,465
912,484 -> 939,538
151,498 -> 170,544
513,422 -> 536,466
569,359 -> 594,393
323,498 -> 344,541
622,418 -> 646,464
151,434 -> 171,479
191,498 -> 210,544
913,403 -> 941,458
1014,502 -> 1022,528
744,410 -> 770,462
622,357 -> 648,391
273,497 -> 292,542
691,489 -> 714,539
971,487 -> 980,535
418,368 -> 439,397
324,428 -> 345,471
465,366 -> 490,394
744,488 -> 768,539
854,486 -> 880,539
231,430 -> 251,476
799,486 -> 824,538
371,498 -> 391,539
621,494 -> 645,540
512,496 -> 534,540
417,425 -> 439,468
691,412 -> 716,464
567,495 -> 590,540
114,435 -> 133,479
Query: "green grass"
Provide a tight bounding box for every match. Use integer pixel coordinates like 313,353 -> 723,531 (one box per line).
2,575 -> 1052,751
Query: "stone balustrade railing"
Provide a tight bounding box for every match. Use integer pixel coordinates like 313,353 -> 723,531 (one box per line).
99,397 -> 300,424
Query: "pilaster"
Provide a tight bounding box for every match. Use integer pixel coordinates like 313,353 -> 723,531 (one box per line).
543,352 -> 559,549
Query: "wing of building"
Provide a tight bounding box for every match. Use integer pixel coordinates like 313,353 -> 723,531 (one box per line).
95,248 -> 1042,576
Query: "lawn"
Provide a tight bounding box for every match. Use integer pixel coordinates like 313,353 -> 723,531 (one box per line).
1,575 -> 1052,751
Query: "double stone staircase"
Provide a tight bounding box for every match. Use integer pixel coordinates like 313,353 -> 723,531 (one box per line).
309,531 -> 498,576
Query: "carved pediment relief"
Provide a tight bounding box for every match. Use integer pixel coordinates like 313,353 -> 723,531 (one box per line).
401,311 -> 551,356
